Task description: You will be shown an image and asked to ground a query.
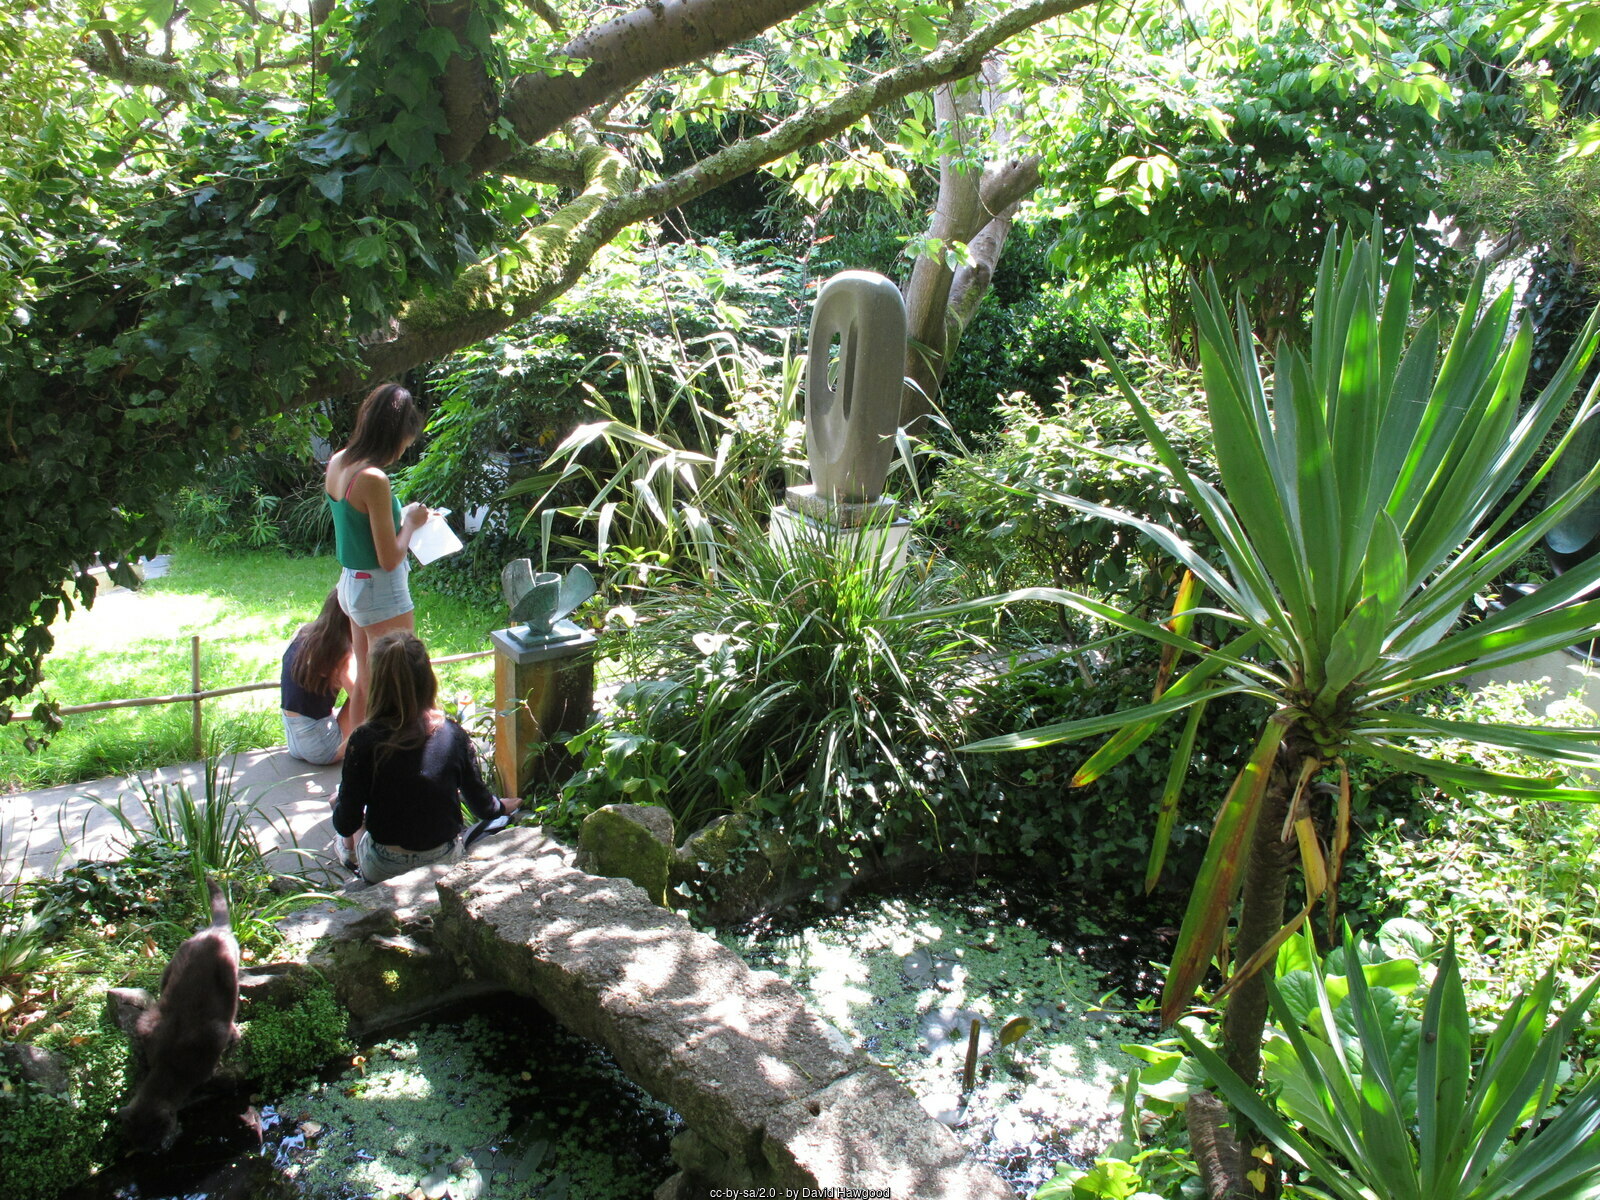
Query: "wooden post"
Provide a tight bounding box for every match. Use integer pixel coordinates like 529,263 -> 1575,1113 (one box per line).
191,634 -> 203,759
490,627 -> 597,796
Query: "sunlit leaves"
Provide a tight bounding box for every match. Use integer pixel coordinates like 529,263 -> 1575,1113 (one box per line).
1497,0 -> 1600,59
1045,8 -> 1519,332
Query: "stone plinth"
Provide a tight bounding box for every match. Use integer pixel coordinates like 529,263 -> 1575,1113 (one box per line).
490,625 -> 597,794
771,491 -> 912,574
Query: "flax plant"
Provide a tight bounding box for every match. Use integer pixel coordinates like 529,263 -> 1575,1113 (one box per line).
611,508 -> 993,847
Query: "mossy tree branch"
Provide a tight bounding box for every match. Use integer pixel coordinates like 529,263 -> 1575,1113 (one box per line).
357,0 -> 1092,388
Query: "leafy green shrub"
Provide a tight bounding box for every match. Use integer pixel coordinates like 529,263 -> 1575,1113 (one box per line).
963,638 -> 1266,902
401,235 -> 807,601
933,354 -> 1222,623
45,839 -> 200,931
1340,681 -> 1600,1015
241,977 -> 353,1094
0,1070 -> 98,1197
937,229 -> 1156,442
162,413 -> 334,558
0,963 -> 136,1198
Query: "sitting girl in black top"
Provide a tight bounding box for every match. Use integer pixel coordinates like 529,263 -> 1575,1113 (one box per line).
281,590 -> 355,766
332,631 -> 521,884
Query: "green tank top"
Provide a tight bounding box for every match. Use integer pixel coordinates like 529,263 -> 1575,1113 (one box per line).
329,482 -> 402,571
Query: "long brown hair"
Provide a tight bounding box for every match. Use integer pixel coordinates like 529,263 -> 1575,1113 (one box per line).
290,590 -> 352,693
344,382 -> 422,468
364,631 -> 439,765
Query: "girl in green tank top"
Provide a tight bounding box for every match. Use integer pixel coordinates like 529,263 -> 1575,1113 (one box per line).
322,382 -> 429,746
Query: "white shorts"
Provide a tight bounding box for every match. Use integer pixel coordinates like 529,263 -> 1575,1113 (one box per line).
337,561 -> 413,627
283,711 -> 342,764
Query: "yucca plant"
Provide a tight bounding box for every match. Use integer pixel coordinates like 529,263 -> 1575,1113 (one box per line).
1183,926 -> 1600,1200
960,231 -> 1600,1084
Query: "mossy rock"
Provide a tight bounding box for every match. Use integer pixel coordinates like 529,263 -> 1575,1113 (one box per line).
673,814 -> 794,922
576,804 -> 676,906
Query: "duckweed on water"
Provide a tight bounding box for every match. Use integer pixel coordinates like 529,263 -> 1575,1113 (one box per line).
721,890 -> 1163,1191
269,1006 -> 676,1199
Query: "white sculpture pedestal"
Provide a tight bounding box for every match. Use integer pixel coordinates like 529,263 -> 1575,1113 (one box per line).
770,484 -> 912,573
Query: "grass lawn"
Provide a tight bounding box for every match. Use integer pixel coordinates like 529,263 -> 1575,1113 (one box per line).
2,546 -> 502,792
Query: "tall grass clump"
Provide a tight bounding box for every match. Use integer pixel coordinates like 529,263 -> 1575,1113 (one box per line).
83,751 -> 327,942
562,511 -> 998,864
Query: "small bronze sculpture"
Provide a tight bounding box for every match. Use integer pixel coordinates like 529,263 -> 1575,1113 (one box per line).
500,560 -> 596,648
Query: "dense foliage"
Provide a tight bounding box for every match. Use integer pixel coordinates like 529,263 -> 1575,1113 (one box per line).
1044,9 -> 1518,344
966,639 -> 1265,900
3,0 -> 1118,721
1,0 -> 504,714
934,355 -> 1221,621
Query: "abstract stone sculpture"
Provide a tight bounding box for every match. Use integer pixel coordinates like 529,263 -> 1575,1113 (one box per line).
500,560 -> 596,646
804,270 -> 906,505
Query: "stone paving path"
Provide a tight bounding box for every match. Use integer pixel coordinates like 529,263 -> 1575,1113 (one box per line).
4,746 -> 344,882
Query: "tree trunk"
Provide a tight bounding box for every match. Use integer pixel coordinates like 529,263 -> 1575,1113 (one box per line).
898,61 -> 1042,432
900,82 -> 984,431
1187,1089 -> 1253,1200
1220,738 -> 1303,1088
1217,734 -> 1314,1200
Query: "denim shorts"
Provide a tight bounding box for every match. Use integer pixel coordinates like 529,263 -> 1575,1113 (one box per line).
356,831 -> 460,884
283,711 -> 342,765
337,561 -> 413,627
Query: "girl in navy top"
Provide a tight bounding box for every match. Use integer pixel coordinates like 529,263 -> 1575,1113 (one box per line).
281,590 -> 355,765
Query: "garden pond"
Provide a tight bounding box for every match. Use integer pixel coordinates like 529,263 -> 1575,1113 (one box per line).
68,880 -> 1174,1199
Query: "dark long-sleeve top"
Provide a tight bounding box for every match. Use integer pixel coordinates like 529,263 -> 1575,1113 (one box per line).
332,718 -> 502,851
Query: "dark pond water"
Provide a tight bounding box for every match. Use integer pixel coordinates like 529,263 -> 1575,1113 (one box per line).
66,994 -> 678,1200
68,874 -> 1173,1200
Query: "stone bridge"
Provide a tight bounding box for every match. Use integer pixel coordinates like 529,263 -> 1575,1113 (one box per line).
280,828 -> 1017,1200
